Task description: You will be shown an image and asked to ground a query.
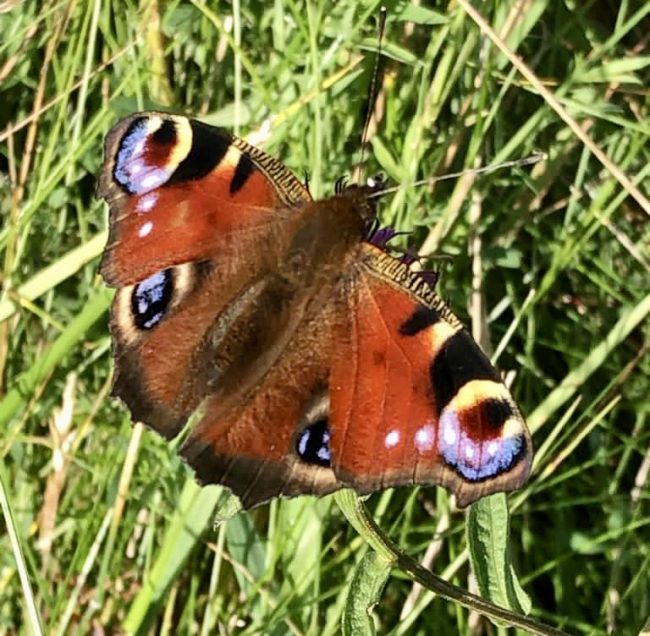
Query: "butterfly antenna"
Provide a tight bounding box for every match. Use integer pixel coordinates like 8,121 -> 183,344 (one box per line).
355,6 -> 387,184
367,152 -> 548,199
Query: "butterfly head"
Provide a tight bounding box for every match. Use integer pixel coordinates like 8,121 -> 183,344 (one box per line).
333,173 -> 387,225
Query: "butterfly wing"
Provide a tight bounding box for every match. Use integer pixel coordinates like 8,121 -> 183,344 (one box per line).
109,257 -> 275,439
328,245 -> 532,507
98,112 -> 311,286
180,286 -> 341,509
100,112 -> 311,438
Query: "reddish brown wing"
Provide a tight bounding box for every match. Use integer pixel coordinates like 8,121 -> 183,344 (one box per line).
328,245 -> 532,507
180,296 -> 341,509
177,242 -> 531,510
100,112 -> 311,438
98,112 -> 311,286
109,256 -> 276,439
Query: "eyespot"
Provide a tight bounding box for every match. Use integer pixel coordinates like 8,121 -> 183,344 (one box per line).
437,405 -> 527,482
114,118 -> 177,195
131,269 -> 174,330
296,418 -> 331,467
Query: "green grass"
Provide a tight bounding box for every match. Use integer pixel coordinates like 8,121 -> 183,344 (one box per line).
1,1 -> 649,634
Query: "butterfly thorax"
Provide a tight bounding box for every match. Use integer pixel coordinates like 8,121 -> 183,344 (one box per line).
277,186 -> 376,284
199,186 -> 377,403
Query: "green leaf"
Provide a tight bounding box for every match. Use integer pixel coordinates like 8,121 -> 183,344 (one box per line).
0,290 -> 111,428
371,135 -> 405,182
278,498 -> 326,601
467,494 -> 531,618
225,508 -> 267,596
574,56 -> 650,84
392,3 -> 448,26
570,532 -> 603,555
359,38 -> 421,66
342,551 -> 392,636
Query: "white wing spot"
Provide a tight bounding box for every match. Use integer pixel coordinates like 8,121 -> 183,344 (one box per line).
138,221 -> 154,238
137,192 -> 158,213
385,429 -> 400,449
414,424 -> 435,452
140,172 -> 166,191
443,419 -> 457,445
487,440 -> 499,456
464,445 -> 475,460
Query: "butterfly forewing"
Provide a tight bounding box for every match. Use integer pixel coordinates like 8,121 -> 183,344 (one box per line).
328,245 -> 531,506
98,112 -> 311,286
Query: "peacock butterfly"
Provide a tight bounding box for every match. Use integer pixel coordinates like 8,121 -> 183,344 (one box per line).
97,112 -> 532,509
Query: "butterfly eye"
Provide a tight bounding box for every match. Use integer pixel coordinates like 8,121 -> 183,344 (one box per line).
296,418 -> 331,467
131,269 -> 174,330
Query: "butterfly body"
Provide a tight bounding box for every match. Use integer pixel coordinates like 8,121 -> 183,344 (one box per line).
99,112 -> 532,509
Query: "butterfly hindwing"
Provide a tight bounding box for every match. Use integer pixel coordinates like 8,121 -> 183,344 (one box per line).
110,256 -> 272,438
180,300 -> 341,509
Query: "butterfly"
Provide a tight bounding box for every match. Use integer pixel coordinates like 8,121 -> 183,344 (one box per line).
97,112 -> 532,510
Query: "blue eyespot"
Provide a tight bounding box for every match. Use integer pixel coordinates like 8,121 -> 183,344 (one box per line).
296,419 -> 331,467
114,118 -> 175,195
131,269 -> 173,330
438,408 -> 525,482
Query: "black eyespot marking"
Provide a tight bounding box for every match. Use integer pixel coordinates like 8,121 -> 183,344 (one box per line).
430,331 -> 501,415
230,154 -> 256,194
152,118 -> 177,145
131,269 -> 174,330
170,119 -> 231,184
296,418 -> 331,467
400,305 -> 441,336
483,399 -> 515,429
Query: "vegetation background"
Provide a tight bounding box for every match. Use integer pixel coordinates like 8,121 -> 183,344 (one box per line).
1,0 -> 648,634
